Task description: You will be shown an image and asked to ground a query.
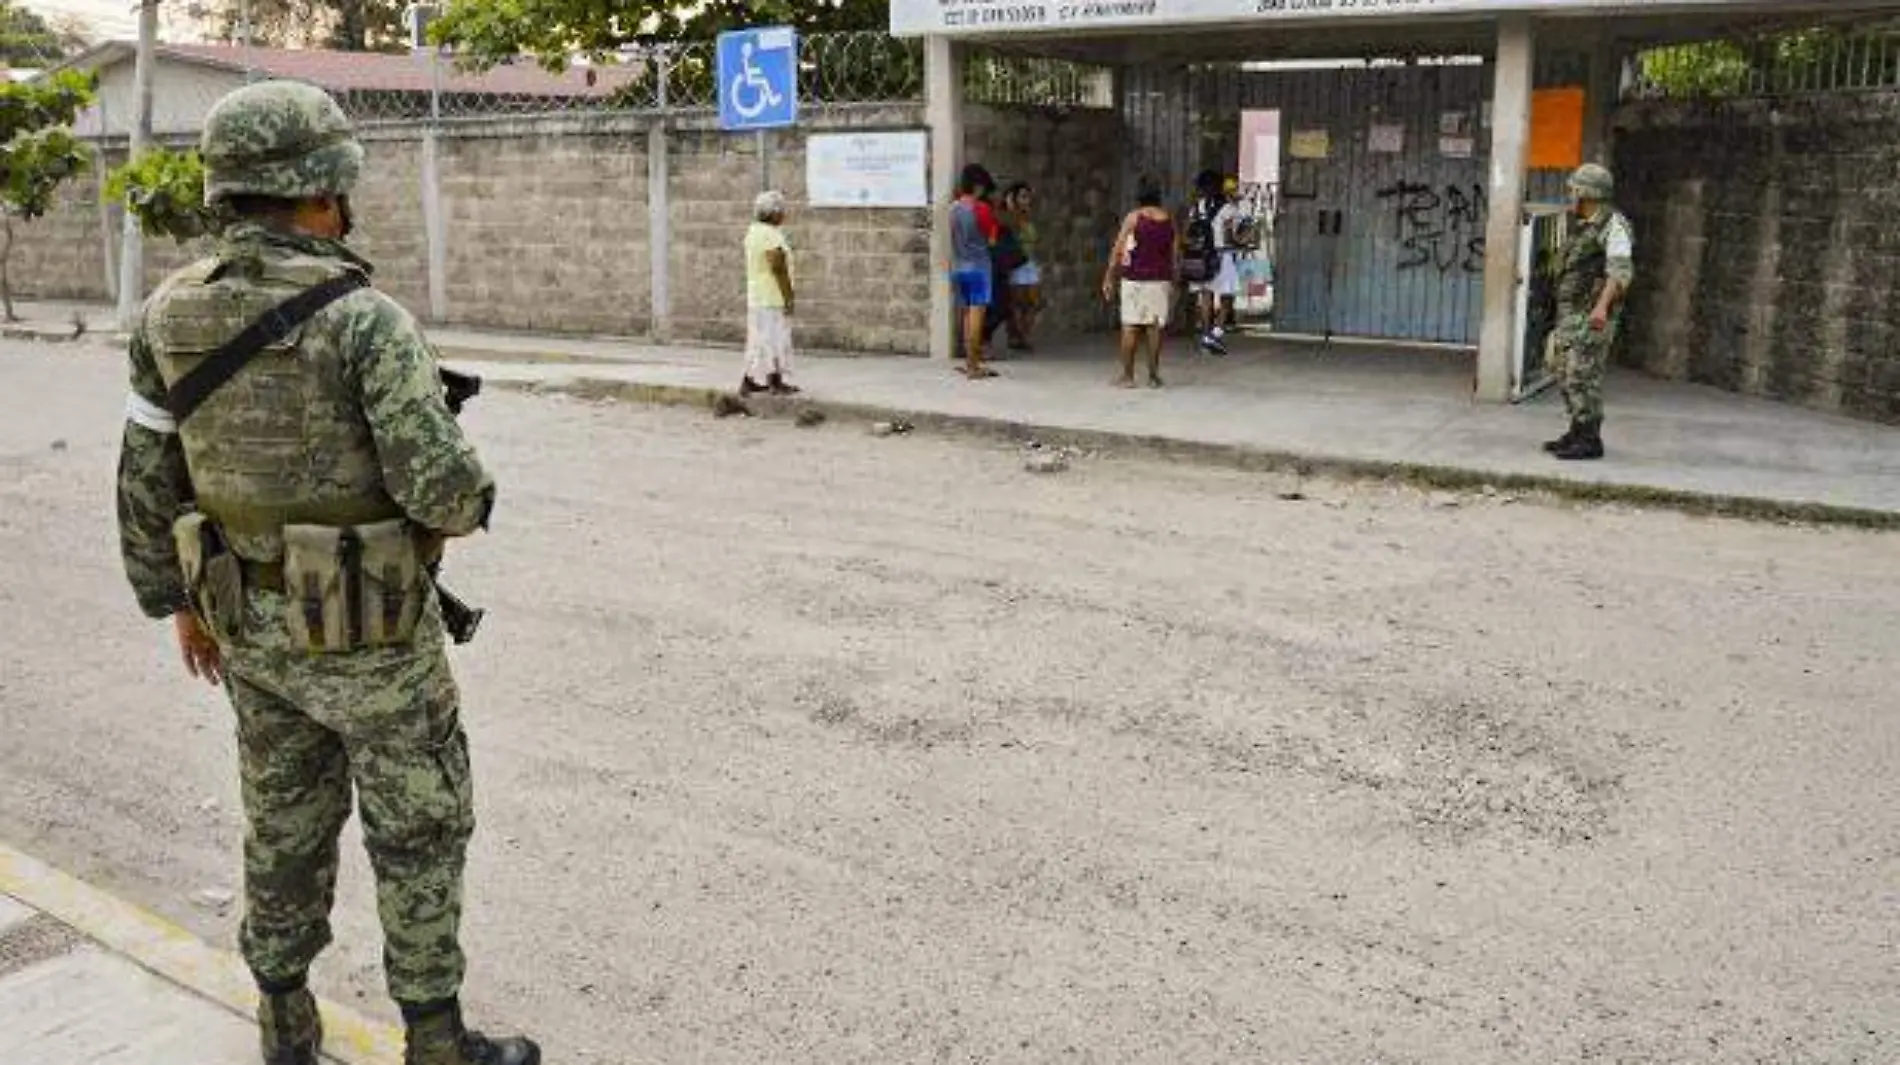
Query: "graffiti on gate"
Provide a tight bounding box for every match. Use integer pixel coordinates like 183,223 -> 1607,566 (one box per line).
1376,179 -> 1486,274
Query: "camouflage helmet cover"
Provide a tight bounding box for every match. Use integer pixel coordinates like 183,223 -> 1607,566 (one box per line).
1567,162 -> 1615,201
200,80 -> 365,205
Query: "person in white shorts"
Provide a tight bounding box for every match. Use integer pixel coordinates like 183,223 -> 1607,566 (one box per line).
1185,169 -> 1240,356
1102,181 -> 1179,388
742,190 -> 798,396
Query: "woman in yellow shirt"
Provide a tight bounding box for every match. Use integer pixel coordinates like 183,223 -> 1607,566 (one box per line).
742,190 -> 798,395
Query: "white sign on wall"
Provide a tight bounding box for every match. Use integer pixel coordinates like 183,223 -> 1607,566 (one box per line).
892,0 -> 1798,37
806,131 -> 930,208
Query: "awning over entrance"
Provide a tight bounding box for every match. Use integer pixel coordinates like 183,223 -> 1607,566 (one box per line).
894,0 -> 1900,58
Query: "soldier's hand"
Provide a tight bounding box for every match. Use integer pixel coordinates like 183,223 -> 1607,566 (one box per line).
172,610 -> 223,687
1589,307 -> 1609,332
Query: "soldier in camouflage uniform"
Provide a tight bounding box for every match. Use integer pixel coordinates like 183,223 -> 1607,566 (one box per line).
1543,162 -> 1635,461
114,82 -> 538,1065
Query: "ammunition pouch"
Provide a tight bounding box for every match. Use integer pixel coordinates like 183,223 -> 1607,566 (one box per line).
282,518 -> 427,653
172,511 -> 244,639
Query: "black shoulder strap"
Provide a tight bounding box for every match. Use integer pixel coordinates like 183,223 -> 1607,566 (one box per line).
164,272 -> 369,423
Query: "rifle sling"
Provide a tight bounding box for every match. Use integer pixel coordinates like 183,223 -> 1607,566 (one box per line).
164,273 -> 368,423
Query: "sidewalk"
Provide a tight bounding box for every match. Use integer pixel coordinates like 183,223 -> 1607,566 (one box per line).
0,844 -> 400,1065
18,297 -> 1898,523
428,327 -> 1900,524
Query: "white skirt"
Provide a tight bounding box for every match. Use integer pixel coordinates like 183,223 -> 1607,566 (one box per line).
745,306 -> 793,378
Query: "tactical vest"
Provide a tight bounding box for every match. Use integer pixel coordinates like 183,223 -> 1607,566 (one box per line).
146,242 -> 400,563
1555,206 -> 1628,317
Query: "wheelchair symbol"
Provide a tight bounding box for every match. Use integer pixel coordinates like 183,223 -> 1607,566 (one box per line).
729,41 -> 785,120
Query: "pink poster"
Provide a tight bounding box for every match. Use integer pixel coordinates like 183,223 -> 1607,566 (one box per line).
1239,110 -> 1281,187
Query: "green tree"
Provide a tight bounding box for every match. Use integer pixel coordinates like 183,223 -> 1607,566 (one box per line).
429,0 -> 885,71
0,70 -> 93,321
189,0 -> 406,51
105,147 -> 218,244
1638,28 -> 1887,98
1,1 -> 90,67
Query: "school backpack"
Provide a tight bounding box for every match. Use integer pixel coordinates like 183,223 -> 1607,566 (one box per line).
1181,199 -> 1219,283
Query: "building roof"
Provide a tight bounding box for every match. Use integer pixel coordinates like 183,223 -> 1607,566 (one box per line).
54,40 -> 642,98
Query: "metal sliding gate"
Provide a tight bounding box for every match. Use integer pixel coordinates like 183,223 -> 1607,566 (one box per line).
1123,62 -> 1495,346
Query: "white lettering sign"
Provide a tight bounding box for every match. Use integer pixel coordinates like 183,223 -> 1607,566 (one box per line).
807,131 -> 930,208
893,0 -> 1804,36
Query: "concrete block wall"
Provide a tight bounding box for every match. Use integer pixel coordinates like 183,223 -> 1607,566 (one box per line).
438,117 -> 651,335
964,104 -> 1124,339
1616,94 -> 1900,425
9,168 -> 109,303
349,132 -> 430,316
8,108 -> 945,351
8,103 -> 1115,358
708,108 -> 935,353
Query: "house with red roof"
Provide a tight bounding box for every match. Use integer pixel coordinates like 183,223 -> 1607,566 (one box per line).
49,41 -> 643,138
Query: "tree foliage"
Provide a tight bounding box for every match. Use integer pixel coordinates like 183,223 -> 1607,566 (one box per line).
429,0 -> 885,70
0,70 -> 94,320
106,147 -> 218,243
0,1 -> 89,67
1637,29 -> 1885,98
188,0 -> 406,51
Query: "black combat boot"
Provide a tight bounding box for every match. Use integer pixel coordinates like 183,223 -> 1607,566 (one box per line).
1542,421 -> 1578,453
767,372 -> 801,396
402,1001 -> 540,1065
258,986 -> 322,1065
1553,418 -> 1604,461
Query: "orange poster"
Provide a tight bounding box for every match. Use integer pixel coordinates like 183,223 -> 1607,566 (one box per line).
1529,87 -> 1586,170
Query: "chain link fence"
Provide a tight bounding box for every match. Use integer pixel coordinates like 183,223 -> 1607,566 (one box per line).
1628,18 -> 1900,100
338,31 -> 1112,125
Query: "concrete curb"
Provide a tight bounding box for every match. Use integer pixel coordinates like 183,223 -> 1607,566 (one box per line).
0,842 -> 403,1064
496,375 -> 1900,531
0,326 -> 90,344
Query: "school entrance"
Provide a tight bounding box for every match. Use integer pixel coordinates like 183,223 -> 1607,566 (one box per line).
899,0 -> 1900,403
1121,57 -> 1580,366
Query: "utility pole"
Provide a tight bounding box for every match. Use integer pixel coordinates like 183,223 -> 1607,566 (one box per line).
116,0 -> 158,329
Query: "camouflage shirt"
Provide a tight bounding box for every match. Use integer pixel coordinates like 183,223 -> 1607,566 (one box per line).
116,224 -> 494,619
1556,205 -> 1636,319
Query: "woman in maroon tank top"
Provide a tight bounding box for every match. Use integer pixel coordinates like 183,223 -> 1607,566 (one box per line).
1101,181 -> 1179,388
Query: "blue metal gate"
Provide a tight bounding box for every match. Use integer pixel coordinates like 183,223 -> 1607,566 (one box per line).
1124,62 -> 1496,346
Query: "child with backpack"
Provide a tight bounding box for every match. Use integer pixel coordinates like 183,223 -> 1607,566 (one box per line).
1182,169 -> 1241,356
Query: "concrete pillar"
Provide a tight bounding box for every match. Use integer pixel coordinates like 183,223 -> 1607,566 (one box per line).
1476,15 -> 1534,403
649,122 -> 672,340
421,130 -> 447,323
925,35 -> 964,363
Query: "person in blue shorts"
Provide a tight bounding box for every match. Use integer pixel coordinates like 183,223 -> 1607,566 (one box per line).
948,163 -> 999,379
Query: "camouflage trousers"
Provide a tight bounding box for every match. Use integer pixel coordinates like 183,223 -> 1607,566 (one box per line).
1547,313 -> 1614,424
221,588 -> 474,1007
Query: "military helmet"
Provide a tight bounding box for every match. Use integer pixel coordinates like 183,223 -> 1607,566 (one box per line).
200,80 -> 365,206
1567,162 -> 1615,201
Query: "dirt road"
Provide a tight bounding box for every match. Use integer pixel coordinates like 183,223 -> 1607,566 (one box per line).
2,341 -> 1894,1064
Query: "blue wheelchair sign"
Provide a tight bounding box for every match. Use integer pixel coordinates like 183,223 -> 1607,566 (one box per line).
717,27 -> 798,131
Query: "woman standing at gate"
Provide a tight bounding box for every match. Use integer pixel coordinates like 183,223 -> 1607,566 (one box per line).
1103,180 -> 1178,388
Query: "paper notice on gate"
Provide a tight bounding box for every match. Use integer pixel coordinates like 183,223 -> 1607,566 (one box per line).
1289,129 -> 1331,160
1369,124 -> 1405,154
1440,136 -> 1475,159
